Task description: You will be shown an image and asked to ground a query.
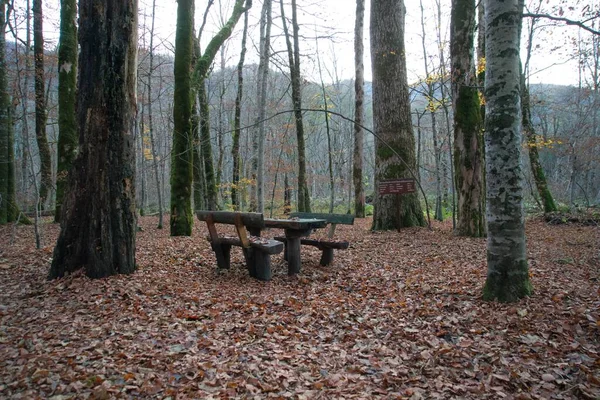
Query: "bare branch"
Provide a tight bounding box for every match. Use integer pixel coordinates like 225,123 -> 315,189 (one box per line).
523,13 -> 600,36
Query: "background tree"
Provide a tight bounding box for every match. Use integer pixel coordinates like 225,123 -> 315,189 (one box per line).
450,0 -> 486,237
419,0 -> 444,222
170,0 -> 194,236
32,0 -> 51,210
353,0 -> 365,218
250,0 -> 271,213
281,0 -> 310,212
482,0 -> 532,302
371,0 -> 425,230
55,0 -> 78,222
194,0 -> 250,212
520,2 -> 559,213
50,0 -> 138,279
231,5 -> 250,210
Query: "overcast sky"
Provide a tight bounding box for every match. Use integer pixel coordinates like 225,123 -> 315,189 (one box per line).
24,0 -> 593,87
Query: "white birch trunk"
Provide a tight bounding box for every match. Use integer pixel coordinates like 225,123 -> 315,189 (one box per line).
482,0 -> 532,302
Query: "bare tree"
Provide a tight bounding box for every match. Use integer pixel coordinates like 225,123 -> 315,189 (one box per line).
353,0 -> 365,218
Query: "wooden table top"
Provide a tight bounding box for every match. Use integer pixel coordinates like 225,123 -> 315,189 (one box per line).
263,218 -> 327,230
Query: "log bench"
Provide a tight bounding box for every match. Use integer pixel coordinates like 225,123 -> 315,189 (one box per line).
274,212 -> 354,266
196,211 -> 284,281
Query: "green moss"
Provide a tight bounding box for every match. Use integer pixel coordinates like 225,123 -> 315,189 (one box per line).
482,259 -> 533,303
170,0 -> 194,236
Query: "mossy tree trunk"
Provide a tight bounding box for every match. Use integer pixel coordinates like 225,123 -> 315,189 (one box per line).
450,0 -> 486,237
170,0 -> 194,236
33,0 -> 52,210
520,11 -> 557,214
231,7 -> 250,210
353,0 -> 365,218
280,0 -> 310,213
370,0 -> 425,230
482,0 -> 532,302
521,74 -> 557,213
49,0 -> 138,279
192,0 -> 251,212
55,0 -> 78,223
197,78 -> 217,210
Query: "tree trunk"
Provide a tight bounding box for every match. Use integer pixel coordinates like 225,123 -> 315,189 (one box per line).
450,0 -> 486,237
147,0 -> 164,228
33,0 -> 52,210
198,78 -> 217,210
281,0 -> 310,212
55,0 -> 77,223
231,8 -> 249,210
353,0 -> 365,218
520,10 -> 557,214
521,75 -> 557,213
0,0 -> 18,224
482,0 -> 532,302
137,102 -> 147,215
371,0 -> 424,230
49,0 -> 138,279
192,0 -> 250,212
419,0 -> 444,222
170,0 -> 194,236
192,98 -> 207,211
251,0 -> 271,213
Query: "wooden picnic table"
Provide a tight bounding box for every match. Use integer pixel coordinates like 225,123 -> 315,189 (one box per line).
248,217 -> 327,275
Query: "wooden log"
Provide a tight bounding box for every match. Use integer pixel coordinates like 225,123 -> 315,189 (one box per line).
196,210 -> 265,229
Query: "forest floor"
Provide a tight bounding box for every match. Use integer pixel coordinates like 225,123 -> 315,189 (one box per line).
0,215 -> 598,399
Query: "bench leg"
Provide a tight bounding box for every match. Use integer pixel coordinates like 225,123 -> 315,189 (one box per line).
252,251 -> 272,281
287,238 -> 301,275
212,243 -> 231,269
243,248 -> 256,277
319,248 -> 334,266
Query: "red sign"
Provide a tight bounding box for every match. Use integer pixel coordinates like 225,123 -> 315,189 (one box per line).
378,178 -> 416,195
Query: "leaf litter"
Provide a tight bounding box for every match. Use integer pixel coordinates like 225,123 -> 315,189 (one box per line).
0,216 -> 598,399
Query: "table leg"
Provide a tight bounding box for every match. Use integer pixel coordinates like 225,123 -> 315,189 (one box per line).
286,237 -> 301,275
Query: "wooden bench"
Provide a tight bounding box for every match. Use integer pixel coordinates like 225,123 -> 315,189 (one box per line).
196,211 -> 284,281
275,212 -> 354,266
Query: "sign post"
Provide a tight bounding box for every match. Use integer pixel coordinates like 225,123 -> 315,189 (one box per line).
378,178 -> 416,231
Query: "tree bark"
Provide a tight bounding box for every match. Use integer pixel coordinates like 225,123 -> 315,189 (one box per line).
0,0 -> 18,224
170,0 -> 194,236
33,0 -> 52,210
450,0 -> 486,237
281,0 -> 310,212
371,0 -> 425,230
49,0 -> 138,279
353,0 -> 365,218
55,0 -> 77,223
482,0 -> 532,302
